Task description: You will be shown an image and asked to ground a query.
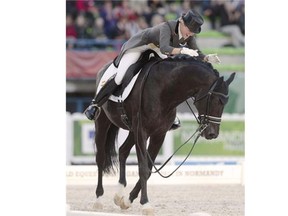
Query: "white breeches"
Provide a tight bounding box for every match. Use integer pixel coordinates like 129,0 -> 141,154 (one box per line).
105,44 -> 167,85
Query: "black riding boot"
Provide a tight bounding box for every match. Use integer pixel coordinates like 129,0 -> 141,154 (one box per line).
169,116 -> 181,131
84,78 -> 119,120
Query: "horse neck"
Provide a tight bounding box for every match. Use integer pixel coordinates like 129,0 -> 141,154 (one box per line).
160,62 -> 217,106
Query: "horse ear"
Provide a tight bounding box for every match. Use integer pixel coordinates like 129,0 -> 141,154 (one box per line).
217,76 -> 224,85
226,72 -> 236,86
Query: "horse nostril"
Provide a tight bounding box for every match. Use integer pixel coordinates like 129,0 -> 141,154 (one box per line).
208,133 -> 217,139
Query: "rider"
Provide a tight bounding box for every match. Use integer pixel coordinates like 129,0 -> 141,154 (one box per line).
84,9 -> 221,128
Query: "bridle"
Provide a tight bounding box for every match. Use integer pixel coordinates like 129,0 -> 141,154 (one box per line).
193,78 -> 229,127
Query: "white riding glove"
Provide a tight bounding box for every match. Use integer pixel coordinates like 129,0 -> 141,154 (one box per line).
205,54 -> 221,64
180,47 -> 199,57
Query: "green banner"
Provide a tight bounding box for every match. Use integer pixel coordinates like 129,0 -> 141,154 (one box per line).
223,72 -> 245,114
173,118 -> 244,156
73,119 -> 95,156
71,116 -> 244,161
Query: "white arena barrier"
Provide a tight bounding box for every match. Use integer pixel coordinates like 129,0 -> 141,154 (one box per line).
66,163 -> 244,185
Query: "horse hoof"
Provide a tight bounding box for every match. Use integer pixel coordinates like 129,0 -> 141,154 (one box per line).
120,197 -> 132,210
142,203 -> 154,216
93,197 -> 103,210
113,193 -> 123,206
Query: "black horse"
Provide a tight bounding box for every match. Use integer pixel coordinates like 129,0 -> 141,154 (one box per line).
93,52 -> 235,215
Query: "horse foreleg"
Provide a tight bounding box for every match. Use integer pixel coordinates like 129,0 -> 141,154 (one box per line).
119,129 -> 151,212
133,131 -> 150,204
126,130 -> 155,215
126,133 -> 166,214
114,132 -> 135,207
146,134 -> 166,170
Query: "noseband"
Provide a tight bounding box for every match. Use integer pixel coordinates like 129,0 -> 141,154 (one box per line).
194,78 -> 229,126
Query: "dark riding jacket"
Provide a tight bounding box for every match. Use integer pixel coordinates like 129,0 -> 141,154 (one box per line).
114,20 -> 205,66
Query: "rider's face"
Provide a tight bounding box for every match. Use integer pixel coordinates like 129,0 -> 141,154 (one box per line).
180,22 -> 195,39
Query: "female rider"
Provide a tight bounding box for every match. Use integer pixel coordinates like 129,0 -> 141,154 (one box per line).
84,9 -> 220,129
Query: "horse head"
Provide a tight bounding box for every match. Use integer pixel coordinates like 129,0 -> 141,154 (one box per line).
194,72 -> 235,139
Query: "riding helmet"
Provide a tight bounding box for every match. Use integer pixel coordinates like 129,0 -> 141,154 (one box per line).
181,9 -> 204,34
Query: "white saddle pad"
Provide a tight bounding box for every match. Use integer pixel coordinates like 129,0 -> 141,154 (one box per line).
97,67 -> 141,102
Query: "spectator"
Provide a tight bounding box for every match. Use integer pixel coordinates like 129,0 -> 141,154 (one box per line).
114,16 -> 131,39
75,0 -> 94,12
66,0 -> 244,46
145,0 -> 166,26
113,0 -> 138,21
66,0 -> 77,19
92,17 -> 107,39
148,0 -> 165,14
123,15 -> 148,38
99,0 -> 119,39
150,14 -> 165,26
75,12 -> 89,39
208,0 -> 245,47
234,0 -> 245,35
202,0 -> 218,30
66,12 -> 77,49
136,16 -> 149,30
112,0 -> 139,39
66,13 -> 77,39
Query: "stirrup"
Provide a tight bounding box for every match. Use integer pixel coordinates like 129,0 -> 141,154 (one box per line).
84,104 -> 101,120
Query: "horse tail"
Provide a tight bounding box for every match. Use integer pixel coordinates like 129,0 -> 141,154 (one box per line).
103,124 -> 119,174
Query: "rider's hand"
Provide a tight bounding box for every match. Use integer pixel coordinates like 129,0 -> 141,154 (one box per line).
205,54 -> 221,64
180,47 -> 199,57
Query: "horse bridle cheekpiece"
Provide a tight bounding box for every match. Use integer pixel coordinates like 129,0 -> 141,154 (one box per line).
194,78 -> 229,127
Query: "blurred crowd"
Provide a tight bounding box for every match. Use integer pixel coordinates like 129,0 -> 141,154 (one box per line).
66,0 -> 245,47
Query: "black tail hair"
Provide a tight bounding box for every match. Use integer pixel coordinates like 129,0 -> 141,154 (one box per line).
103,124 -> 119,174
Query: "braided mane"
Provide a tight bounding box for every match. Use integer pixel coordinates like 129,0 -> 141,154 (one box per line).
165,54 -> 220,77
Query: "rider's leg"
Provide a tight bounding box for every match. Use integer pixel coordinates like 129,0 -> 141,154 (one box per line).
114,49 -> 143,85
84,50 -> 142,120
84,64 -> 118,120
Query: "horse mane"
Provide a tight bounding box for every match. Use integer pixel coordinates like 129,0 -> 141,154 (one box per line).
166,54 -> 220,77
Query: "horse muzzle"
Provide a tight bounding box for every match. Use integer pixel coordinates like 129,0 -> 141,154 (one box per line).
200,124 -> 219,140
198,115 -> 221,139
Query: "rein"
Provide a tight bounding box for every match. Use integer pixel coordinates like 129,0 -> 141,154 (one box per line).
147,97 -> 209,178
148,123 -> 207,178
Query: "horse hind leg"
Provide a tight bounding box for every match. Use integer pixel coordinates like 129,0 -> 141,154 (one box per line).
115,128 -> 151,212
93,111 -> 118,210
114,132 -> 135,208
